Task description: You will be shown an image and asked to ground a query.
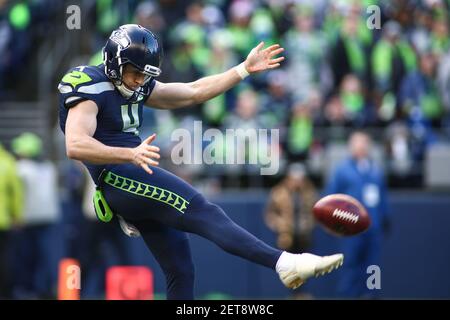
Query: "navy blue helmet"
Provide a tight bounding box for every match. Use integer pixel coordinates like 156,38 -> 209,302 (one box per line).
103,24 -> 162,102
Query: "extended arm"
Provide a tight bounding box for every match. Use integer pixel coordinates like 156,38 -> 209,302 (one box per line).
146,42 -> 284,109
65,100 -> 160,174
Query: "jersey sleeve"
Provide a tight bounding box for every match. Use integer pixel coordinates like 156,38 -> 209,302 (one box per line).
57,66 -> 115,109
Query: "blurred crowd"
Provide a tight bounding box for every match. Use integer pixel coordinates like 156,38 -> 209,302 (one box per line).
1,0 -> 450,186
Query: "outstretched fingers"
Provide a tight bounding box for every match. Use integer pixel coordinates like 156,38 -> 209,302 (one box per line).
143,155 -> 159,167
140,163 -> 153,175
263,44 -> 280,53
146,145 -> 160,153
270,56 -> 285,64
143,133 -> 157,145
269,47 -> 284,57
135,133 -> 161,175
255,41 -> 265,51
144,150 -> 160,163
268,63 -> 281,69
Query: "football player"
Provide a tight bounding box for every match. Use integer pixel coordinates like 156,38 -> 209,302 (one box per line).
58,24 -> 343,299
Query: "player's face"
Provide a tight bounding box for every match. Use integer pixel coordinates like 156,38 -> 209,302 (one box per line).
122,64 -> 147,90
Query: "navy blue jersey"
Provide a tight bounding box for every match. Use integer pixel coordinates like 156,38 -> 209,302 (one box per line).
58,64 -> 155,182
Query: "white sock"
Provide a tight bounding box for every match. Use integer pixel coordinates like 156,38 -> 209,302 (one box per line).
275,251 -> 297,273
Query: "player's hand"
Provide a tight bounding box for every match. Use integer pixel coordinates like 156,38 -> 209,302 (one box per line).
131,133 -> 160,174
244,42 -> 285,74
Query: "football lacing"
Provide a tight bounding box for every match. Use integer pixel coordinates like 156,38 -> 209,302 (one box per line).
332,208 -> 359,224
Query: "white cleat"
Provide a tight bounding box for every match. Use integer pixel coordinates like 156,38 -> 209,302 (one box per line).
278,253 -> 344,289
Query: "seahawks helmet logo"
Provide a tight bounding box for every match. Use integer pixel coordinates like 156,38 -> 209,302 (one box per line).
110,29 -> 130,49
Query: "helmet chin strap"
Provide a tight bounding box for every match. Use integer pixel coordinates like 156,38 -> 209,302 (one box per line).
114,81 -> 149,102
114,65 -> 133,99
112,64 -> 154,102
115,81 -> 135,99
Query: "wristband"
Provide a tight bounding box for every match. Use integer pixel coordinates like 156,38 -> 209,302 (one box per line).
235,62 -> 250,79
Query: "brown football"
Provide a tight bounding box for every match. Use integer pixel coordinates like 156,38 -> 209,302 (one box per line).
313,194 -> 371,236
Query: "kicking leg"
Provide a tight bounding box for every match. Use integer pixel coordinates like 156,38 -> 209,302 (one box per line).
180,194 -> 344,289
101,164 -> 343,290
102,164 -> 282,268
180,194 -> 282,269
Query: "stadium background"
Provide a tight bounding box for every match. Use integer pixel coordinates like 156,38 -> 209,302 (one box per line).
0,0 -> 449,299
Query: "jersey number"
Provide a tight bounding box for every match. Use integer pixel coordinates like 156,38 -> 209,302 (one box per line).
121,104 -> 139,135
